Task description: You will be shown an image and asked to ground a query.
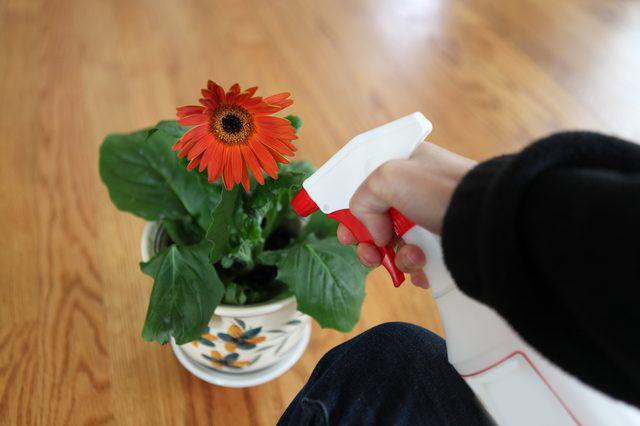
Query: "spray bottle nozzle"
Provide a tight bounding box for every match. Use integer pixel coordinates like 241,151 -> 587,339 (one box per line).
291,188 -> 318,217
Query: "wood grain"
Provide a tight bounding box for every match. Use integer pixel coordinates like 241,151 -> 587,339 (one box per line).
1,0 -> 639,424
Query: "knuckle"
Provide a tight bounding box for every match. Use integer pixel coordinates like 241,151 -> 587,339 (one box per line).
350,189 -> 370,214
369,161 -> 400,194
350,161 -> 403,215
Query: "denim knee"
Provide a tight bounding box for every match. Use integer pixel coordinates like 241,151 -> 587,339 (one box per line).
356,321 -> 447,362
313,321 -> 449,387
279,322 -> 491,426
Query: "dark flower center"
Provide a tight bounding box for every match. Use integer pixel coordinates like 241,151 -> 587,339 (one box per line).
211,105 -> 254,145
221,114 -> 243,134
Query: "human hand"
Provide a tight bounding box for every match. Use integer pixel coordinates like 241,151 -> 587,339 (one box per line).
337,142 -> 476,288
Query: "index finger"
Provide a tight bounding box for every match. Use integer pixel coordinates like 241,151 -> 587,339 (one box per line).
337,223 -> 358,244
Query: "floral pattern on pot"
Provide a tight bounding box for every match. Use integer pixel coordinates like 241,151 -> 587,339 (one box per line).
197,320 -> 269,370
218,320 -> 267,352
203,351 -> 252,370
198,323 -> 270,371
191,332 -> 218,348
186,315 -> 307,372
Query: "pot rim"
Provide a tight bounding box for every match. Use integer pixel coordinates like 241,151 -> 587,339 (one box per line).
140,221 -> 297,318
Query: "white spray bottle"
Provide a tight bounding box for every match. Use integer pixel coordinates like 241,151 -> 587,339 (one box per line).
291,113 -> 640,425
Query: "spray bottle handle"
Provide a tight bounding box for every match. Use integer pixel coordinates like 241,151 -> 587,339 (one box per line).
390,208 -> 455,296
326,209 -> 405,286
291,188 -> 404,286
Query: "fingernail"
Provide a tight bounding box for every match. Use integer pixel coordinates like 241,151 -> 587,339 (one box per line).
360,252 -> 379,267
406,250 -> 424,269
412,274 -> 429,288
337,231 -> 349,244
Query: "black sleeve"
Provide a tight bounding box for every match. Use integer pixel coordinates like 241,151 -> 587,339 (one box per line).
441,132 -> 640,407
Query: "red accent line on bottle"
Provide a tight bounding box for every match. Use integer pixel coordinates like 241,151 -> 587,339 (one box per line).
462,351 -> 580,425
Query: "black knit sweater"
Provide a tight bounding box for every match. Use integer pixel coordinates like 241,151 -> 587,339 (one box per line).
442,132 -> 640,408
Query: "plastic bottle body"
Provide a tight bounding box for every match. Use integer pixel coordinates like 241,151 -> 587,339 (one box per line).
402,226 -> 640,425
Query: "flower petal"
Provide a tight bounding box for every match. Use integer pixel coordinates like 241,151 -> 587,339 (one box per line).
258,132 -> 297,152
256,125 -> 297,140
257,135 -> 295,156
269,98 -> 293,109
201,88 -> 215,99
211,350 -> 223,360
267,147 -> 290,164
178,113 -> 207,126
241,165 -> 250,192
227,83 -> 241,103
263,92 -> 290,103
187,133 -> 214,161
199,137 -> 222,173
249,138 -> 279,178
186,155 -> 202,170
254,116 -> 292,127
199,97 -> 216,109
221,148 -> 234,189
240,97 -> 263,107
224,342 -> 237,352
244,86 -> 258,97
240,145 -> 265,185
179,128 -> 209,158
246,104 -> 281,115
207,142 -> 225,182
230,147 -> 243,183
212,83 -> 226,104
176,105 -> 204,118
173,124 -> 208,152
199,140 -> 216,172
234,93 -> 251,104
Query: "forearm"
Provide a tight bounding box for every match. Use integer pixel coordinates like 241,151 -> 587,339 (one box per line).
442,132 -> 640,406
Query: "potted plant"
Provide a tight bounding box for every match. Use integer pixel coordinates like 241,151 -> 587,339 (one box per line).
99,81 -> 368,384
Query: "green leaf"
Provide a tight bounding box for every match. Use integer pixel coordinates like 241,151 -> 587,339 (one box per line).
252,161 -> 314,240
285,115 -> 302,133
100,128 -> 186,220
156,120 -> 192,140
162,217 -> 204,246
99,122 -> 221,228
206,187 -> 242,263
206,161 -> 314,270
300,210 -> 339,240
223,282 -> 248,305
259,238 -> 368,331
280,160 -> 314,177
140,242 -> 224,344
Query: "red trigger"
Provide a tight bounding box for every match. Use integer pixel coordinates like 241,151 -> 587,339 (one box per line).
327,209 -> 405,287
379,245 -> 405,287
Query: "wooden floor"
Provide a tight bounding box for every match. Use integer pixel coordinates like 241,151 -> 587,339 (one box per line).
1,0 -> 639,424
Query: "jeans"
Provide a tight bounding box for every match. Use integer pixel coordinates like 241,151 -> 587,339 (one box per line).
279,322 -> 494,426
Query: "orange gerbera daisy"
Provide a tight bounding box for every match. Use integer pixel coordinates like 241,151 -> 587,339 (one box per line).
172,81 -> 298,191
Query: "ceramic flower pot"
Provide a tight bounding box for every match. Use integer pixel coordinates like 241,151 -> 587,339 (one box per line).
140,221 -> 311,379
